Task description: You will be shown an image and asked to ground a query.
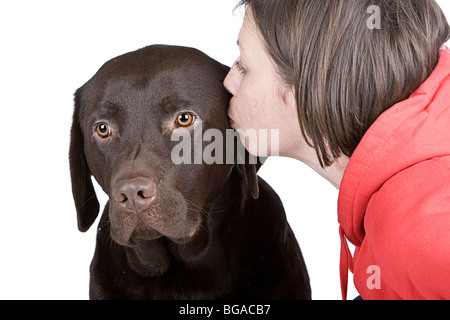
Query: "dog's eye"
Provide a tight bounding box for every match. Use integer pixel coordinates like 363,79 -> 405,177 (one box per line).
95,123 -> 111,138
176,113 -> 195,127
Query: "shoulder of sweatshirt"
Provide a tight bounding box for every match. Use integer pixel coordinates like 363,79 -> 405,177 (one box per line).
364,155 -> 450,299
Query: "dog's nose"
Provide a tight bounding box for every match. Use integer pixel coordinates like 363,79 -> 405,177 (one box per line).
113,177 -> 156,213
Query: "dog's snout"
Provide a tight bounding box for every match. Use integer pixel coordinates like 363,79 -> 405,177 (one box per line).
113,177 -> 156,213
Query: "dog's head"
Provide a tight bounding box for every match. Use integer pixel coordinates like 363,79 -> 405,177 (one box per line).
70,45 -> 260,249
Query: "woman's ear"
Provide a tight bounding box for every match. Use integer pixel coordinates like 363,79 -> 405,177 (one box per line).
281,86 -> 298,116
69,88 -> 99,232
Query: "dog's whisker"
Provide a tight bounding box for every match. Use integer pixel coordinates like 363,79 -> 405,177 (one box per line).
80,194 -> 97,208
184,198 -> 230,215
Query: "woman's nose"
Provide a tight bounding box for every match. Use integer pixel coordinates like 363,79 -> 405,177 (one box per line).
223,66 -> 240,96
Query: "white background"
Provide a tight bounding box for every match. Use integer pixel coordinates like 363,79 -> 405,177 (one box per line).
1,1 -> 449,300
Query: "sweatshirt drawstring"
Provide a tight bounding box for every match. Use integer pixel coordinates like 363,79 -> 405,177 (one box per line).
339,226 -> 354,300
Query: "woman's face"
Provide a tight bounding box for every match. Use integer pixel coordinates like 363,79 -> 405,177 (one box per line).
224,12 -> 305,158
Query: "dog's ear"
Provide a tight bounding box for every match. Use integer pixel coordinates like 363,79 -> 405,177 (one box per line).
69,88 -> 99,232
236,149 -> 266,200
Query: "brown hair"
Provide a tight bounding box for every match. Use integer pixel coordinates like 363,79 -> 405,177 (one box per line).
238,0 -> 450,167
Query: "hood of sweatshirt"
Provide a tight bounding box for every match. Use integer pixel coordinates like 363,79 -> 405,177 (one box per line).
337,45 -> 450,298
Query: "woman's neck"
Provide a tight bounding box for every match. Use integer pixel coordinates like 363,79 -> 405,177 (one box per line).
284,144 -> 349,189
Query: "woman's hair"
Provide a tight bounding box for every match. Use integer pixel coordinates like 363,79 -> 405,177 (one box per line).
238,0 -> 450,167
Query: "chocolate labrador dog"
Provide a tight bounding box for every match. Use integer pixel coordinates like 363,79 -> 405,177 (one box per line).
70,45 -> 311,300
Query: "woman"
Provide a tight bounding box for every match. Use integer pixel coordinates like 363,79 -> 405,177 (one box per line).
224,0 -> 450,299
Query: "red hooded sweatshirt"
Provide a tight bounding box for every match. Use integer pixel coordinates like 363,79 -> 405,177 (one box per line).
338,45 -> 450,300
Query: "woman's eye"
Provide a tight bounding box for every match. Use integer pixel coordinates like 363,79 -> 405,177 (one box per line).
95,123 -> 111,138
235,60 -> 247,74
176,113 -> 195,127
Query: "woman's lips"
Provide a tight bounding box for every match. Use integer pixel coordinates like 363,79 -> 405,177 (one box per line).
228,113 -> 236,127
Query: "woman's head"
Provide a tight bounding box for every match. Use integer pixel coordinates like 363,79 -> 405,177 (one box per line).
225,0 -> 450,167
224,10 -> 306,159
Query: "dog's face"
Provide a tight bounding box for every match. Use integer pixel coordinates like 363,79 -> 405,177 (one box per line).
70,46 -> 255,248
